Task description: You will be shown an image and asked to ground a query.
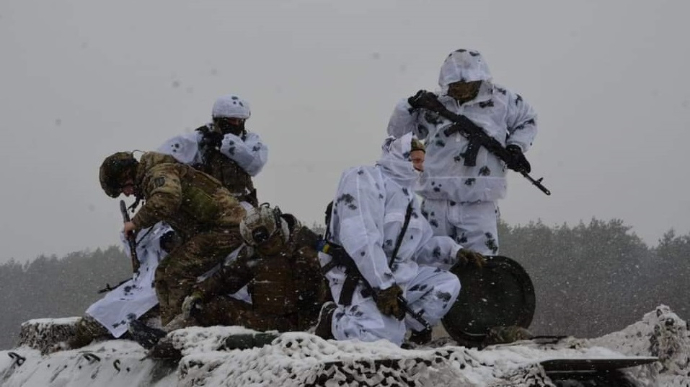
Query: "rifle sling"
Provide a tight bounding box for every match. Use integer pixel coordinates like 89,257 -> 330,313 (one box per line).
326,200 -> 414,306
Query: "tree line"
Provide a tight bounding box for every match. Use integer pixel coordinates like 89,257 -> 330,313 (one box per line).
1,218 -> 688,350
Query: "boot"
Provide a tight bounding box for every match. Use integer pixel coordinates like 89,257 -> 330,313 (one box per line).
408,328 -> 433,346
314,301 -> 336,340
128,319 -> 167,349
483,325 -> 533,346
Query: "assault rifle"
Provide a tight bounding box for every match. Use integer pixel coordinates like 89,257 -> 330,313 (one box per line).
320,242 -> 432,331
408,90 -> 551,195
120,200 -> 140,273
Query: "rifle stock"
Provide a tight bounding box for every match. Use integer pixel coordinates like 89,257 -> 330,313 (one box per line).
120,200 -> 141,273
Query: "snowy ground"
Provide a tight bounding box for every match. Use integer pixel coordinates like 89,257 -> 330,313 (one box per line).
1,305 -> 689,387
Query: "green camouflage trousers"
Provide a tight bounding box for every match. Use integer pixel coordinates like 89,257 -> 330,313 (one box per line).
195,294 -> 306,332
68,315 -> 110,350
68,308 -> 161,350
155,229 -> 243,325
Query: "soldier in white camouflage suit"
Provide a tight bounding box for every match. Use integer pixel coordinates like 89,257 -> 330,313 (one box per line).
387,49 -> 538,255
316,134 -> 484,346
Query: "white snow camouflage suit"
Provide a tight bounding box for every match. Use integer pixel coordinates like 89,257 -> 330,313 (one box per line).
320,133 -> 462,346
386,49 -> 538,255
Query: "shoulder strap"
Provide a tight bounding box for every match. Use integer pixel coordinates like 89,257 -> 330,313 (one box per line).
388,200 -> 414,267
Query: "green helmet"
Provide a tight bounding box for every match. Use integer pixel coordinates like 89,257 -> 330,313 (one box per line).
411,137 -> 426,153
99,152 -> 138,198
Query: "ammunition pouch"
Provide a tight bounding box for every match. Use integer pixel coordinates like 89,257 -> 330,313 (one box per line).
196,126 -> 257,204
249,255 -> 297,316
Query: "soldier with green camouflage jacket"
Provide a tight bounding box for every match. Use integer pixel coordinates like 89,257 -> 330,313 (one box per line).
99,151 -> 246,325
181,204 -> 329,333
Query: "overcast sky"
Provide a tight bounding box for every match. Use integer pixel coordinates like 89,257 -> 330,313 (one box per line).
1,0 -> 688,263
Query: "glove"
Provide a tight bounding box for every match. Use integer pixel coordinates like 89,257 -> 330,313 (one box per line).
181,291 -> 203,319
201,131 -> 224,149
456,249 -> 487,269
505,145 -> 531,173
407,90 -> 445,112
159,230 -> 181,254
375,284 -> 405,320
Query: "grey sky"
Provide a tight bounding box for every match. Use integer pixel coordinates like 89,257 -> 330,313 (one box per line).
1,0 -> 688,263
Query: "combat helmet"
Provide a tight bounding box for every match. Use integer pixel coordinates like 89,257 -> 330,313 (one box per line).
212,94 -> 251,120
99,152 -> 138,198
239,203 -> 289,248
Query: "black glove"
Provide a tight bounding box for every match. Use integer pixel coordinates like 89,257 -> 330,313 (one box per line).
201,131 -> 224,149
159,230 -> 181,253
407,90 -> 445,112
505,145 -> 531,173
456,249 -> 487,269
375,284 -> 405,320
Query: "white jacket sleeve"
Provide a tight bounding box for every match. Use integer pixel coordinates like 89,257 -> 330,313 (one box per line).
219,132 -> 268,176
386,98 -> 428,139
415,235 -> 462,269
332,168 -> 396,290
505,90 -> 538,153
156,132 -> 202,165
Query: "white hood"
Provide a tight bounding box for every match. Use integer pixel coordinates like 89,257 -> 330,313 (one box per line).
375,133 -> 419,188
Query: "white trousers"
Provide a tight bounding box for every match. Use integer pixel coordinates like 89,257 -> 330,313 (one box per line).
421,199 -> 499,255
328,266 -> 461,346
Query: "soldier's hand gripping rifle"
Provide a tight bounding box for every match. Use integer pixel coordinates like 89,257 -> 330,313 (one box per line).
408,90 -> 551,195
120,200 -> 140,273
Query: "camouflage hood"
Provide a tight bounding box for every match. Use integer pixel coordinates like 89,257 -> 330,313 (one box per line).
375,133 -> 419,189
438,49 -> 493,99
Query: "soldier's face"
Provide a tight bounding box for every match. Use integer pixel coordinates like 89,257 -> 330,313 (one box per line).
214,117 -> 245,136
121,180 -> 135,197
447,81 -> 481,102
410,150 -> 425,172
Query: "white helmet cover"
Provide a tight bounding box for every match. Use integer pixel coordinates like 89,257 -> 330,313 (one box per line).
211,94 -> 251,119
239,204 -> 289,246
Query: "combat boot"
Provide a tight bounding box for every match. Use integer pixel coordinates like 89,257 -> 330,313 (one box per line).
314,301 -> 336,340
408,328 -> 433,346
128,319 -> 167,349
483,325 -> 533,346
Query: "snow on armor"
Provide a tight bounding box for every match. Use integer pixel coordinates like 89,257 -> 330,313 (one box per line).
212,94 -> 251,120
239,204 -> 289,247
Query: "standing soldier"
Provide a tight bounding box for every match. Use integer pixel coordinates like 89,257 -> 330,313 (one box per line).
387,49 -> 538,255
158,94 -> 268,207
98,151 -> 246,325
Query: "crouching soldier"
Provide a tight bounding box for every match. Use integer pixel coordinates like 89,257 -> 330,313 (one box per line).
181,204 -> 329,332
98,151 -> 246,326
315,134 -> 485,346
